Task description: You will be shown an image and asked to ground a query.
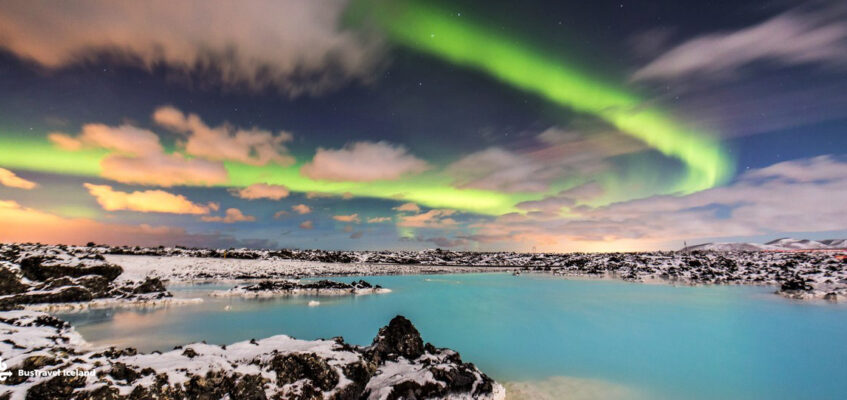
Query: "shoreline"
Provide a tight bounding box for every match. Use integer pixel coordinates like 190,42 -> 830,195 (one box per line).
0,245 -> 847,400
0,311 -> 505,400
0,243 -> 506,399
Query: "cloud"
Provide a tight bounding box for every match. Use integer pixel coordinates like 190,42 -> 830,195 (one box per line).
51,123 -> 227,187
447,147 -> 557,193
0,199 -> 270,248
350,231 -> 364,239
333,213 -> 361,223
463,155 -> 847,251
231,183 -> 290,200
397,209 -> 458,229
516,182 -> 604,214
100,153 -> 228,187
84,183 -> 216,214
0,0 -> 382,96
49,124 -> 163,155
201,208 -> 256,223
367,216 -> 391,223
273,210 -> 289,219
301,141 -> 429,182
0,168 -> 38,189
421,236 -> 468,248
447,128 -> 643,193
292,204 -> 312,214
632,4 -> 847,82
299,220 -> 314,229
392,202 -> 421,213
154,106 -> 295,166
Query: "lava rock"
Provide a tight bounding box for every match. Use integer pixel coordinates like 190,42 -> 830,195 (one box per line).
25,374 -> 87,400
109,362 -> 141,383
368,315 -> 425,363
270,352 -> 339,391
20,257 -> 123,282
131,277 -> 167,294
0,266 -> 27,295
780,278 -> 813,292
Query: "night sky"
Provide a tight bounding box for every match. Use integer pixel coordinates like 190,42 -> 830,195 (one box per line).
0,0 -> 845,251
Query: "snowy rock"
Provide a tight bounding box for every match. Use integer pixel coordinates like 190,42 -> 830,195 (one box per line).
0,311 -> 504,400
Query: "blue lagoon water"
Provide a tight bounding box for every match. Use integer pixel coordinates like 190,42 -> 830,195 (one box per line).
58,274 -> 847,399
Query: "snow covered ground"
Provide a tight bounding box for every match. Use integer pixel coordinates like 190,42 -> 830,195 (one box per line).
107,254 -> 513,283
0,312 -> 504,400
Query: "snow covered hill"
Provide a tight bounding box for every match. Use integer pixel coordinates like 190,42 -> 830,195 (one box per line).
683,238 -> 847,252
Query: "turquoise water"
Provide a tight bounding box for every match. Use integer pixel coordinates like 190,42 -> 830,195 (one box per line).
58,274 -> 847,399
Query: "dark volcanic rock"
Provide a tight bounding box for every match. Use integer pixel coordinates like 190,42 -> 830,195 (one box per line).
25,375 -> 87,400
1,286 -> 93,309
238,279 -> 378,293
2,312 -> 501,400
0,266 -> 27,295
270,352 -> 339,391
20,257 -> 123,282
130,277 -> 167,294
368,315 -> 425,363
0,246 -> 172,309
780,278 -> 813,292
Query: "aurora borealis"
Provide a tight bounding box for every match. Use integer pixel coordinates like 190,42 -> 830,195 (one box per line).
0,0 -> 845,251
350,0 -> 733,194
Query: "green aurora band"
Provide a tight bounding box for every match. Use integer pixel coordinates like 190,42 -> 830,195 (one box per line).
347,0 -> 734,195
0,135 -> 532,215
0,1 -> 733,218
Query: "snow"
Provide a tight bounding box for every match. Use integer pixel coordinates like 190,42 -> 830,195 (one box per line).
107,254 -> 512,283
0,310 -> 504,400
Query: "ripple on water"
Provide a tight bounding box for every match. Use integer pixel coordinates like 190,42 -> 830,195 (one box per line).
503,376 -> 643,400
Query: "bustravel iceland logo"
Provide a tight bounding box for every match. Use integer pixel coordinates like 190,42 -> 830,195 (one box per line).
0,355 -> 11,381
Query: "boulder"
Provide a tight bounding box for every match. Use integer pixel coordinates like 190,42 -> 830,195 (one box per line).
780,278 -> 812,292
0,266 -> 27,295
131,277 -> 167,294
368,315 -> 425,363
270,353 -> 339,391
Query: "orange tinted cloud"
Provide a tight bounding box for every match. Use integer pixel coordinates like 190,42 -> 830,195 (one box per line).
332,213 -> 360,223
392,202 -> 420,213
51,123 -> 227,187
154,106 -> 295,166
273,210 -> 289,219
49,124 -> 163,155
0,168 -> 38,189
201,208 -> 256,223
231,183 -> 290,200
367,216 -> 391,223
84,183 -> 216,214
299,220 -> 314,229
292,204 -> 312,214
100,153 -> 228,187
397,209 -> 458,228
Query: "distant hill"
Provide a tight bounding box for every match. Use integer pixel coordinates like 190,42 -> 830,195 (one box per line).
682,238 -> 847,252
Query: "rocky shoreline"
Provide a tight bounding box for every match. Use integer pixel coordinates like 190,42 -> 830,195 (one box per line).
0,241 -> 844,398
90,243 -> 847,301
210,279 -> 391,298
4,243 -> 846,301
0,245 -> 173,312
0,243 -> 504,399
0,312 -> 503,400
